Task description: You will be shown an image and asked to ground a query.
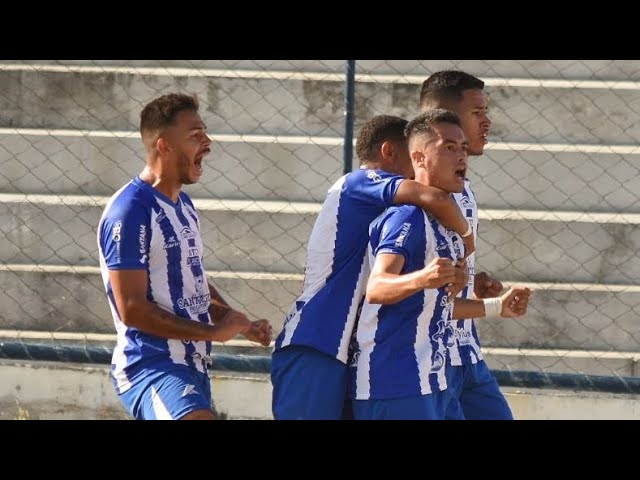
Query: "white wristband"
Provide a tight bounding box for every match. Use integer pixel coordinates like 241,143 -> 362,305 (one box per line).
461,225 -> 473,238
483,297 -> 502,318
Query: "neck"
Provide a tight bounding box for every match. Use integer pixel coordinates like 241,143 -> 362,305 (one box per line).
139,163 -> 182,203
360,161 -> 383,170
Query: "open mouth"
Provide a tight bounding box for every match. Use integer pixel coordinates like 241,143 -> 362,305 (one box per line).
455,166 -> 467,181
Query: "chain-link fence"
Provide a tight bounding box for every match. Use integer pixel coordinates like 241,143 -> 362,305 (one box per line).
1,60 -> 640,386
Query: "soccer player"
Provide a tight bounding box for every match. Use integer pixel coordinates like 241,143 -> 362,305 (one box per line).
271,114 -> 475,420
97,92 -> 272,420
350,109 -> 531,419
420,70 -> 518,419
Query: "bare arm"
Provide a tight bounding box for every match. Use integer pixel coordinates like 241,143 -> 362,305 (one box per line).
208,282 -> 233,322
452,286 -> 533,320
109,269 -> 240,342
393,180 -> 474,257
366,254 -> 456,305
207,281 -> 272,346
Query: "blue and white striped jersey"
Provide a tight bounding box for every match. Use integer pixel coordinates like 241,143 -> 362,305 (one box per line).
274,169 -> 404,364
448,179 -> 483,366
350,205 -> 457,400
97,177 -> 212,394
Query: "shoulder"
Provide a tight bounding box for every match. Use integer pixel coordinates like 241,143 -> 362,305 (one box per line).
376,205 -> 423,230
344,169 -> 402,187
103,180 -> 152,220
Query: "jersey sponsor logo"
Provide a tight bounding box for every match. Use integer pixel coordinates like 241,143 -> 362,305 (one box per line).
177,293 -> 211,316
163,236 -> 180,250
454,328 -> 473,346
139,254 -> 148,264
138,225 -> 147,254
112,221 -> 122,242
395,223 -> 411,247
366,170 -> 382,183
187,256 -> 201,267
112,221 -> 122,263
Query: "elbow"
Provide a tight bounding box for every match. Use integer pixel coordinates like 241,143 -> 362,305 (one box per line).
119,299 -> 146,328
366,282 -> 386,305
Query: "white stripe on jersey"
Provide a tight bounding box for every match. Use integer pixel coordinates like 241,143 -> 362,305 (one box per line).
415,213 -> 448,394
280,176 -> 345,348
450,179 -> 483,365
152,198 -> 207,373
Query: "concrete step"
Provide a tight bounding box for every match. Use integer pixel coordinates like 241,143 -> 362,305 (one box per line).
0,195 -> 317,274
0,131 -> 342,202
0,265 -> 302,334
2,266 -> 640,352
3,195 -> 640,282
483,347 -> 640,378
3,130 -> 640,213
1,67 -> 639,144
5,60 -> 640,80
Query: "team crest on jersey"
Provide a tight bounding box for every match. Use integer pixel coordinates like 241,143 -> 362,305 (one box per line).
460,196 -> 474,209
181,226 -> 197,240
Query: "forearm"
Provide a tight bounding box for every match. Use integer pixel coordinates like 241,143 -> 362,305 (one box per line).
452,298 -> 486,320
208,311 -> 251,342
367,271 -> 428,305
208,282 -> 232,321
123,300 -> 219,341
394,181 -> 468,236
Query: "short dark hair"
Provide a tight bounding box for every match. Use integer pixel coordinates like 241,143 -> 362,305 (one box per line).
140,92 -> 200,141
419,71 -> 485,111
355,115 -> 408,164
404,109 -> 461,142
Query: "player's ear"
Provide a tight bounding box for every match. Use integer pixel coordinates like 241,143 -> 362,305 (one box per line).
157,136 -> 170,155
410,149 -> 424,167
380,140 -> 393,160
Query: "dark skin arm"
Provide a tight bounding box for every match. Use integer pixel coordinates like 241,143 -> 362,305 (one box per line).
474,271 -> 504,298
109,269 -> 246,342
208,282 -> 272,347
393,180 -> 474,257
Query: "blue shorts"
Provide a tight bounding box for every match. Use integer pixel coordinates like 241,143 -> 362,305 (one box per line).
118,365 -> 213,420
353,391 -> 446,420
444,360 -> 513,420
271,345 -> 350,420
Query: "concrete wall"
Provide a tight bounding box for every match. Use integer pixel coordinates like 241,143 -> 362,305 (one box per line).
1,360 -> 638,420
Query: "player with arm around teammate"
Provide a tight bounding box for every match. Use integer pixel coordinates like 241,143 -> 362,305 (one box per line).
270,114 -> 475,420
